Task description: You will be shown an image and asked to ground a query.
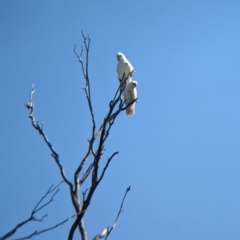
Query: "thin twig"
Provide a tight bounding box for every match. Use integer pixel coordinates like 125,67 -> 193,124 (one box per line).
24,86 -> 73,190
91,186 -> 131,240
73,33 -> 96,197
79,163 -> 94,185
105,186 -> 131,239
11,213 -> 77,240
1,183 -> 62,240
33,182 -> 63,214
98,152 -> 118,184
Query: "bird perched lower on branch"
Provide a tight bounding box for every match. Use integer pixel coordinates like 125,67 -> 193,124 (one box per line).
122,81 -> 138,116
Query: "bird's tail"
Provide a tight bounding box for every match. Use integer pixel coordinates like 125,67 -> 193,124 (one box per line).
126,105 -> 134,116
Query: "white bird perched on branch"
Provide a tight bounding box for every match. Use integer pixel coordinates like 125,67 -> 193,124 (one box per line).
122,81 -> 138,116
116,52 -> 134,85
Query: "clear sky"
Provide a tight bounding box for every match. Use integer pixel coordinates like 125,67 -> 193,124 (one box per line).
1,0 -> 240,239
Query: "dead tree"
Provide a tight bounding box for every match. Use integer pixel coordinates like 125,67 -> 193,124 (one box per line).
2,32 -> 136,240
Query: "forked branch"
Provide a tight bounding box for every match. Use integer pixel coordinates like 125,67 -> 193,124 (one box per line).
11,214 -> 77,240
0,183 -> 65,240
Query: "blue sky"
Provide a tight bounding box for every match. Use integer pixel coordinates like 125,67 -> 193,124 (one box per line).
1,0 -> 240,239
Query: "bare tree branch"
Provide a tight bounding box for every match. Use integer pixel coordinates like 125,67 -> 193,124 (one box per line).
79,219 -> 87,240
73,33 -> 96,196
97,152 -> 118,184
104,186 -> 131,240
79,163 -> 94,185
92,187 -> 131,240
33,181 -> 63,214
68,150 -> 119,240
11,213 -> 77,240
24,87 -> 73,191
0,183 -> 63,240
25,86 -> 84,238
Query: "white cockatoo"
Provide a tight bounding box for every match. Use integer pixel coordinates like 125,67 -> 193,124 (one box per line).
122,81 -> 138,116
116,52 -> 134,85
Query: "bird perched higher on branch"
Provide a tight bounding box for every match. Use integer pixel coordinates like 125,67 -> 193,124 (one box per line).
116,52 -> 134,85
